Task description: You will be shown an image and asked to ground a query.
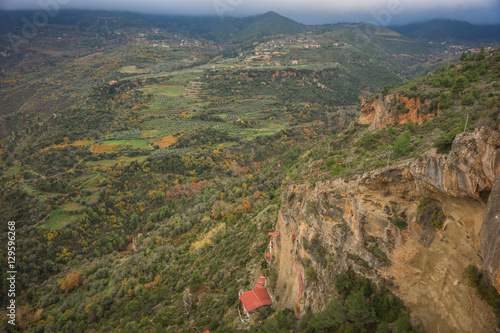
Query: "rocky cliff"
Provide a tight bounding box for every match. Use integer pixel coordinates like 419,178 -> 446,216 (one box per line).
359,94 -> 438,131
271,126 -> 500,332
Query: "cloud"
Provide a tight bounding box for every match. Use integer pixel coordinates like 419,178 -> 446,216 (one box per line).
0,0 -> 499,24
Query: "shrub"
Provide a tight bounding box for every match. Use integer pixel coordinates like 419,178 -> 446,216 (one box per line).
370,247 -> 388,262
438,93 -> 453,110
461,94 -> 475,106
359,132 -> 375,148
331,164 -> 343,176
393,132 -> 411,158
381,85 -> 392,96
305,266 -> 317,282
258,306 -> 275,321
404,121 -> 416,133
433,126 -> 462,154
389,214 -> 407,230
416,197 -> 445,229
463,265 -> 500,324
472,87 -> 482,99
392,103 -> 410,115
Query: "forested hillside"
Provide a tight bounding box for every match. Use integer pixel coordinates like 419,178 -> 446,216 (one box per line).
0,9 -> 499,332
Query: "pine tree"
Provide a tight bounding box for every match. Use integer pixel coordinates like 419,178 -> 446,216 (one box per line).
451,76 -> 468,97
476,46 -> 486,61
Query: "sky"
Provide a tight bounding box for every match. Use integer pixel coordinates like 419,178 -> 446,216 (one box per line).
0,0 -> 499,25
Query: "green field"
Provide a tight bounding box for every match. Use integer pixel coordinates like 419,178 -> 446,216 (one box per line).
139,84 -> 186,96
100,139 -> 151,149
144,117 -> 217,136
120,65 -> 150,74
81,173 -> 105,188
85,155 -> 149,168
6,166 -> 21,175
146,95 -> 191,112
244,123 -> 286,139
40,209 -> 80,230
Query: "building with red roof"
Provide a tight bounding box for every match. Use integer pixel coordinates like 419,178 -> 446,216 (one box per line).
256,273 -> 265,288
239,287 -> 273,315
268,232 -> 276,238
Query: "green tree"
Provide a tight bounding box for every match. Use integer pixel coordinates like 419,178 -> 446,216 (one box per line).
346,290 -> 375,323
126,300 -> 140,316
123,321 -> 139,333
404,121 -> 416,133
189,269 -> 203,291
375,321 -> 390,333
153,323 -> 163,333
393,132 -> 411,157
475,46 -> 486,61
331,164 -> 343,176
381,84 -> 392,96
302,300 -> 347,331
130,213 -> 139,227
394,312 -> 415,332
451,76 -> 468,97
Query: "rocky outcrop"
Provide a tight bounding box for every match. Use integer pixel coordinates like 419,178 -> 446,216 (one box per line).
271,127 -> 500,332
359,94 -> 438,131
481,179 -> 500,294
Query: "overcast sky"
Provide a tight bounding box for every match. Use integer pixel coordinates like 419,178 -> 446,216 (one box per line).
0,0 -> 499,25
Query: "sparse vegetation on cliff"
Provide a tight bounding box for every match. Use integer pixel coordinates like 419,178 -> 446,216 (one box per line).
463,265 -> 500,326
416,197 -> 445,229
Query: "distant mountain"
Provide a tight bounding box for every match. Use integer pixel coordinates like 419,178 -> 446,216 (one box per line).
0,9 -> 304,43
389,19 -> 500,44
230,11 -> 304,41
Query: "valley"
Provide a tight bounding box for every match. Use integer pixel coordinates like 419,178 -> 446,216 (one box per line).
0,9 -> 499,333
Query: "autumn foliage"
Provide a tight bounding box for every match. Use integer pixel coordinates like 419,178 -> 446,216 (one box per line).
91,144 -> 119,152
61,270 -> 81,293
153,135 -> 177,148
165,179 -> 208,202
42,139 -> 91,152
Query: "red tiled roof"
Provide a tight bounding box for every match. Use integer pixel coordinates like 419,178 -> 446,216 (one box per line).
268,232 -> 276,238
265,252 -> 271,260
256,273 -> 265,288
203,331 -> 210,333
239,288 -> 272,313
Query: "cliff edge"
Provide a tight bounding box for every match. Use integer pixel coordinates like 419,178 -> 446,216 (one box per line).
271,125 -> 500,332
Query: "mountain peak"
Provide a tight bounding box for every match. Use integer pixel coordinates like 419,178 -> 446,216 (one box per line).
261,10 -> 280,16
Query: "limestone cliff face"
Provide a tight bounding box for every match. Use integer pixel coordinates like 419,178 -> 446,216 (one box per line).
271,127 -> 500,332
481,179 -> 500,295
359,94 -> 437,131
